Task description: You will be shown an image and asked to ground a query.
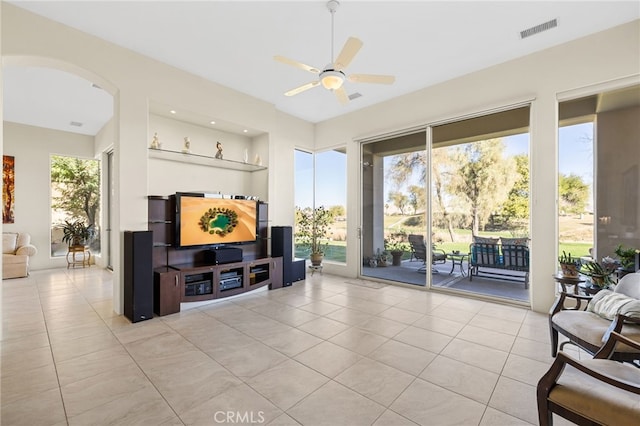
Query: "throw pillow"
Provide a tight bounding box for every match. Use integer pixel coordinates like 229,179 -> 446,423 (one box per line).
586,290 -> 638,321
500,237 -> 529,247
3,233 -> 18,254
472,236 -> 499,244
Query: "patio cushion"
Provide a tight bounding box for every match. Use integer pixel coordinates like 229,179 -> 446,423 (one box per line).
500,237 -> 529,247
470,244 -> 500,264
472,236 -> 499,244
502,245 -> 529,268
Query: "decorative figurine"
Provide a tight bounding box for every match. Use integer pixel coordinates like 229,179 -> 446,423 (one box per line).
254,154 -> 262,166
215,141 -> 223,159
182,137 -> 191,154
150,132 -> 161,149
243,148 -> 249,163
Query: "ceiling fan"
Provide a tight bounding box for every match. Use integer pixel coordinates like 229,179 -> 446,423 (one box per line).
274,0 -> 395,105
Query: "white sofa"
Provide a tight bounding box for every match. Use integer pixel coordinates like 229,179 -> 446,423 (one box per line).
2,232 -> 38,279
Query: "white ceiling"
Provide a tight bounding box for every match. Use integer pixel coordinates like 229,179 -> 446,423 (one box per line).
3,1 -> 639,136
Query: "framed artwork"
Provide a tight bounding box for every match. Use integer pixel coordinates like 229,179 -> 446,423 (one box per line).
3,155 -> 15,223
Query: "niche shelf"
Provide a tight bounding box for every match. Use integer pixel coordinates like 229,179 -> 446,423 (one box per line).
148,148 -> 267,172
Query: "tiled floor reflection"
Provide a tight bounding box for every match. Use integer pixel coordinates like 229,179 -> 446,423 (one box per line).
1,268 -> 578,425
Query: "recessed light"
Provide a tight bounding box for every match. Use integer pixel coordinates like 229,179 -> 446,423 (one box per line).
170,110 -> 176,114
210,121 -> 216,125
243,129 -> 248,133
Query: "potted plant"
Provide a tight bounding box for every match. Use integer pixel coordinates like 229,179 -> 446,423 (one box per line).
614,244 -> 640,272
558,251 -> 581,278
295,206 -> 334,266
61,219 -> 95,247
580,257 -> 617,290
374,248 -> 391,267
385,230 -> 408,266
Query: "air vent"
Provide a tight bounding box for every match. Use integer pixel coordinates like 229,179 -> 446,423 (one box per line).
520,18 -> 557,39
348,92 -> 363,101
69,121 -> 83,127
91,83 -> 102,89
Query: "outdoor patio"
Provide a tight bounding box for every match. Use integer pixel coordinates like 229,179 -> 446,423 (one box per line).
362,257 -> 530,303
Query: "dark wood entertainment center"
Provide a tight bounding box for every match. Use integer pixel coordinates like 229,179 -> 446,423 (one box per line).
148,195 -> 283,316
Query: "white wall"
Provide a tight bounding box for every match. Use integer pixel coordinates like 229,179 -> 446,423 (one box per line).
147,114 -> 257,197
3,121 -> 95,270
1,3 -> 313,314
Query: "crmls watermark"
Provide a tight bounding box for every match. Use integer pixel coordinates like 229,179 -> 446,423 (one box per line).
213,411 -> 265,424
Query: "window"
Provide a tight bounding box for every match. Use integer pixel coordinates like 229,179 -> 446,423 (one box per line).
294,148 -> 347,263
50,155 -> 101,257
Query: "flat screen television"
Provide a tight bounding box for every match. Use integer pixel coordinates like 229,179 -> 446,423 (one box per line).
175,192 -> 258,248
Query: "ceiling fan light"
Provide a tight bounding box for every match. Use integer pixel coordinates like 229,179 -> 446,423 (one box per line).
320,70 -> 344,90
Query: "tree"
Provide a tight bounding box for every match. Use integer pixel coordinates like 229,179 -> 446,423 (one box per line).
328,205 -> 345,218
500,154 -> 530,220
388,191 -> 409,215
559,173 -> 589,215
51,155 -> 100,226
387,150 -> 457,241
450,139 -> 516,235
407,185 -> 425,215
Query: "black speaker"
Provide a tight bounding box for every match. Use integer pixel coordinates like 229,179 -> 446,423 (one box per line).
124,231 -> 154,323
271,226 -> 305,286
271,226 -> 293,260
204,246 -> 243,265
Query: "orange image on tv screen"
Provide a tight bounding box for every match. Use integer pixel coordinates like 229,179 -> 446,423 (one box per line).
180,197 -> 256,246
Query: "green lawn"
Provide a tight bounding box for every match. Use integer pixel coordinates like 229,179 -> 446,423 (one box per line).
296,217 -> 592,263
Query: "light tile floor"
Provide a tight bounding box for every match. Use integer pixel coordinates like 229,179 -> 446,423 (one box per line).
1,267 -> 579,425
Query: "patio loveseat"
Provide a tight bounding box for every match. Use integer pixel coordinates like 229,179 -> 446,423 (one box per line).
468,236 -> 529,288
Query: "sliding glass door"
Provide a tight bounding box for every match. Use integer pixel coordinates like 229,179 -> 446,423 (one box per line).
359,106 -> 532,303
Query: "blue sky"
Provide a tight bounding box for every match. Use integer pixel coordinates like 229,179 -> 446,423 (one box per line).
295,122 -> 593,209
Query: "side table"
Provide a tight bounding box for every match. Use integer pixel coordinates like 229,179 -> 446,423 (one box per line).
67,245 -> 91,268
308,265 -> 323,276
447,252 -> 469,276
552,273 -> 585,294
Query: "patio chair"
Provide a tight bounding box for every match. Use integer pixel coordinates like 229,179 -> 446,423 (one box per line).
549,271 -> 640,362
537,331 -> 640,426
408,234 -> 446,273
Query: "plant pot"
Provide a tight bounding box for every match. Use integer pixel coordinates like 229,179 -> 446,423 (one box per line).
560,263 -> 579,278
390,250 -> 404,266
589,274 -> 610,289
310,252 -> 324,266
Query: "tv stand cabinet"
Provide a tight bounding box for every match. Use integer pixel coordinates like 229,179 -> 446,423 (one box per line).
149,195 -> 279,316
154,256 -> 282,316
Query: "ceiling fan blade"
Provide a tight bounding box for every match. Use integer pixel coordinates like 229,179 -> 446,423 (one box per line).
284,81 -> 320,97
334,37 -> 363,70
348,74 -> 396,85
334,87 -> 349,105
274,55 -> 320,74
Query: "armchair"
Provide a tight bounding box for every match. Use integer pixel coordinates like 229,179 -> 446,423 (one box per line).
549,271 -> 640,362
537,331 -> 640,426
408,234 -> 446,273
2,232 -> 38,279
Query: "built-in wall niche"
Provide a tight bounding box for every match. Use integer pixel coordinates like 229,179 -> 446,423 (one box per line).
148,114 -> 254,164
